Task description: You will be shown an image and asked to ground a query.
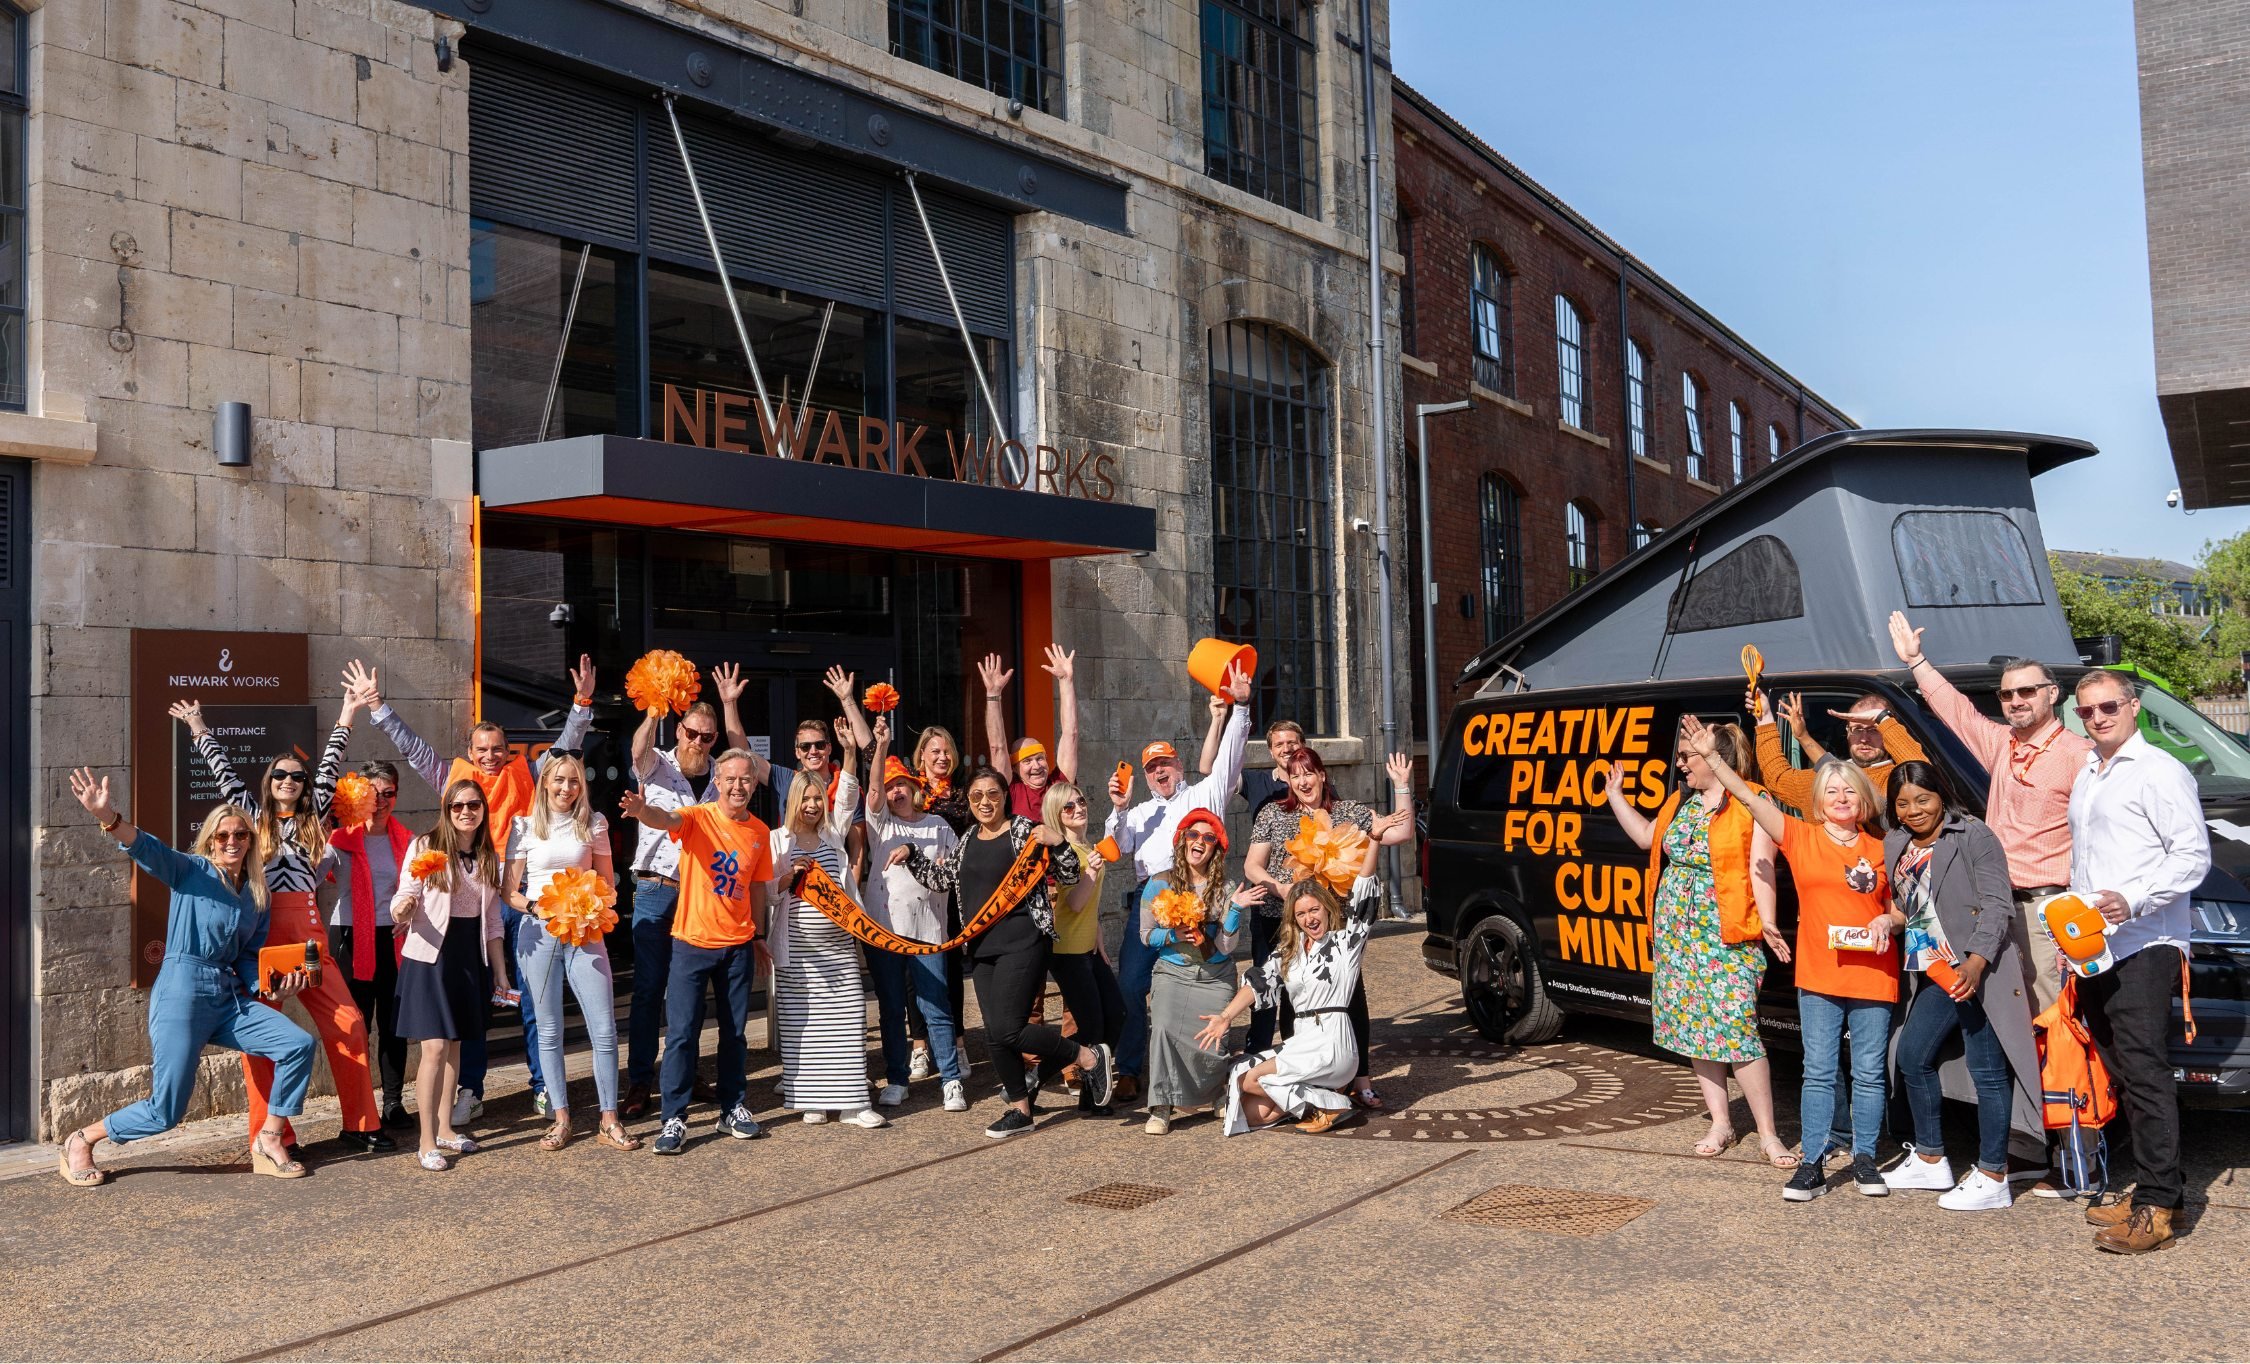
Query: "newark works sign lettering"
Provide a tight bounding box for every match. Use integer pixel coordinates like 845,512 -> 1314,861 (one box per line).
659,384 -> 1123,503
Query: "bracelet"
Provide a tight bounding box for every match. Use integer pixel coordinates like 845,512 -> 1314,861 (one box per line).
99,813 -> 123,834
1905,656 -> 1927,669
573,694 -> 593,707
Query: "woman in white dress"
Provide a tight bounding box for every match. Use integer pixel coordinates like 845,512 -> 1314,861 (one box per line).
770,766 -> 884,1128
503,754 -> 636,1153
1201,810 -> 1402,1136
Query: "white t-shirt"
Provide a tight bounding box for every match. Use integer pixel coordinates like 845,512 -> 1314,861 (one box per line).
507,813 -> 612,901
865,806 -> 958,943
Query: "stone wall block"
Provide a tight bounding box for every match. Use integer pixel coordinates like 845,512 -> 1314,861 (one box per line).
354,59 -> 442,145
251,415 -> 340,486
39,462 -> 197,552
311,633 -> 465,708
35,905 -> 129,998
268,354 -> 303,420
171,208 -> 298,294
334,427 -> 428,495
43,47 -> 176,141
349,186 -> 443,260
300,360 -> 413,435
223,17 -> 359,123
108,0 -> 225,89
31,623 -> 131,699
234,289 -> 397,371
174,81 -> 269,161
194,0 -> 298,34
43,320 -> 191,408
339,561 -> 436,638
194,472 -> 286,553
413,376 -> 465,440
243,162 -> 357,242
364,488 -> 453,568
40,115 -> 138,197
79,546 -> 224,630
186,343 -> 273,413
258,103 -> 379,185
228,551 -> 344,634
39,182 -> 173,271
396,315 -> 466,382
282,483 -> 370,564
373,131 -> 444,201
131,271 -> 239,349
298,236 -> 418,314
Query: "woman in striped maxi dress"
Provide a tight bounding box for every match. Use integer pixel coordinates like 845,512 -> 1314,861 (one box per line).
770,767 -> 885,1127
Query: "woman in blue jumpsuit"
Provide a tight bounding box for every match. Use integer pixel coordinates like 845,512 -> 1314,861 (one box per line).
56,768 -> 319,1186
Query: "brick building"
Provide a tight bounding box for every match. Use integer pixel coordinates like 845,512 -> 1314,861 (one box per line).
2,0 -> 1400,1141
1392,81 -> 1852,740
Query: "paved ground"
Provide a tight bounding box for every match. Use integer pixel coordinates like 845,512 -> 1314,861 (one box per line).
5,923 -> 2248,1362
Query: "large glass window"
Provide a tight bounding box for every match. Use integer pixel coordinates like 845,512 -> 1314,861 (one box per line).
1565,500 -> 1598,590
470,221 -> 630,453
1555,296 -> 1586,429
1479,474 -> 1522,643
1682,373 -> 1707,482
1210,321 -> 1334,732
1728,401 -> 1745,484
1471,247 -> 1512,395
1626,339 -> 1650,459
0,7 -> 23,410
890,0 -> 1061,114
1201,0 -> 1319,216
894,317 -> 1005,480
644,261 -> 875,449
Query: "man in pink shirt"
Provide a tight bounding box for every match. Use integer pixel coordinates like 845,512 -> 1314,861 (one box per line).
1890,609 -> 2091,1012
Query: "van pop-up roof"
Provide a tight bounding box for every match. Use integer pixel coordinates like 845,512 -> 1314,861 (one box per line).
1460,429 -> 2098,695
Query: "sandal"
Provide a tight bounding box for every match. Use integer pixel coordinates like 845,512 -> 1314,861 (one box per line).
418,1149 -> 450,1171
1693,1128 -> 1740,1157
1349,1084 -> 1388,1112
57,1131 -> 105,1188
539,1114 -> 574,1153
1760,1137 -> 1800,1169
250,1136 -> 307,1180
598,1121 -> 642,1152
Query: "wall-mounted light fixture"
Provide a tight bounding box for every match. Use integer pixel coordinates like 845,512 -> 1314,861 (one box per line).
215,402 -> 251,467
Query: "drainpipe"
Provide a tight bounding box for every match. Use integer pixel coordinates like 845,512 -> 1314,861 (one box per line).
1356,0 -> 1400,911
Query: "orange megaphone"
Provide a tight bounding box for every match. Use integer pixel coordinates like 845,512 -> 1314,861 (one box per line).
1187,638 -> 1258,697
2041,893 -> 2115,978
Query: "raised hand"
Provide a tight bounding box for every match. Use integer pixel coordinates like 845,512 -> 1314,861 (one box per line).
870,714 -> 891,747
1040,644 -> 1075,681
1223,662 -> 1252,705
977,653 -> 1014,698
822,664 -> 856,702
712,661 -> 747,705
1385,752 -> 1413,786
568,653 -> 596,702
167,699 -> 208,738
1370,807 -> 1413,841
342,659 -> 382,711
1679,714 -> 1720,760
69,767 -> 114,821
1207,692 -> 1229,724
1108,767 -> 1131,807
834,714 -> 856,753
1826,705 -> 1887,725
1888,610 -> 1924,665
1745,687 -> 1769,722
1777,692 -> 1807,737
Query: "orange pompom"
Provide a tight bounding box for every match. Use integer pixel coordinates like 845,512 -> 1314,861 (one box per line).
625,649 -> 702,717
1149,886 -> 1206,934
330,772 -> 374,832
862,682 -> 901,714
408,849 -> 448,881
1283,811 -> 1371,898
536,867 -> 620,948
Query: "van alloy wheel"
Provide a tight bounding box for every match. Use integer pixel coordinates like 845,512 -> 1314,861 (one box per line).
1458,913 -> 1563,1044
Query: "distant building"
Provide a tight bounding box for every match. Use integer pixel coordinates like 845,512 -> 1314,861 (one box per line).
2052,550 -> 2223,622
2138,1 -> 2250,508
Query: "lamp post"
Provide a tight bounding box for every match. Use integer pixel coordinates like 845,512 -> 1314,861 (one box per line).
1416,400 -> 1474,759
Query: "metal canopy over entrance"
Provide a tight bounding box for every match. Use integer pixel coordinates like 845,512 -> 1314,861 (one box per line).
479,434 -> 1157,560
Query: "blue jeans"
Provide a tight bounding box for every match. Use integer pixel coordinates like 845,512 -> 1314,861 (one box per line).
1115,879 -> 1159,1078
1896,979 -> 2013,1173
521,926 -> 620,1115
1796,990 -> 1892,1161
661,939 -> 754,1123
866,945 -> 965,1084
458,904 -> 543,1099
626,879 -> 679,1089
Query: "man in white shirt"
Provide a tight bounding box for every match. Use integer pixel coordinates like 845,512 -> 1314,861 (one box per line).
2066,669 -> 2209,1255
620,664 -> 750,1118
1102,667 -> 1253,1091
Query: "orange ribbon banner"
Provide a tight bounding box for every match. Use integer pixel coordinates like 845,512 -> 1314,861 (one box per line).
789,841 -> 1051,955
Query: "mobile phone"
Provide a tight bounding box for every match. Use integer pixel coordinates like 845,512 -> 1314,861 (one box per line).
1115,761 -> 1133,793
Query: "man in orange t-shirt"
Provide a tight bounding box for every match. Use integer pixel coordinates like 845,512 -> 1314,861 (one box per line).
622,750 -> 773,1154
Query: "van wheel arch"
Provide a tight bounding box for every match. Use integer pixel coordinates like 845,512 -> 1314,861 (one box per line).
1456,905 -> 1565,1045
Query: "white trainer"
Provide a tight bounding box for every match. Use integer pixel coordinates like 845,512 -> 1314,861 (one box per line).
1144,1105 -> 1172,1136
908,1048 -> 935,1083
942,1080 -> 969,1112
1938,1168 -> 2014,1211
1883,1148 -> 1956,1192
450,1091 -> 483,1128
801,1110 -> 829,1124
877,1083 -> 908,1107
844,1107 -> 888,1129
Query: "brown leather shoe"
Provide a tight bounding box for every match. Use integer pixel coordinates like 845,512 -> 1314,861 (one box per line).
1296,1106 -> 1347,1135
2094,1204 -> 2176,1254
2085,1197 -> 2135,1228
621,1082 -> 652,1120
1112,1074 -> 1140,1104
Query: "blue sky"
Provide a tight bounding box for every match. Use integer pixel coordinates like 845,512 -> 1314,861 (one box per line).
1390,0 -> 2248,565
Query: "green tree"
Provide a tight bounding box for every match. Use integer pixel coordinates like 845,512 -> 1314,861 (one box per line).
2049,555 -> 2239,697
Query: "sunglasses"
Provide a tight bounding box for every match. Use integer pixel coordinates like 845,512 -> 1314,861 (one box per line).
1061,799 -> 1088,812
270,770 -> 306,784
371,788 -> 398,800
448,799 -> 486,812
967,789 -> 1003,804
1997,684 -> 2052,702
2074,699 -> 2133,721
1184,830 -> 1220,843
212,830 -> 253,844
795,740 -> 830,753
680,727 -> 717,744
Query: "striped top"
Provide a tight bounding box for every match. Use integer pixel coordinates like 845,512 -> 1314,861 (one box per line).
193,725 -> 348,895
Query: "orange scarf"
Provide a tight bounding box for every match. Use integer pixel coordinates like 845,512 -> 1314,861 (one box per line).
448,756 -> 535,852
790,842 -> 1047,955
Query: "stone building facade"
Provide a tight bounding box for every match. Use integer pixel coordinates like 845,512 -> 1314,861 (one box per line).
4,0 -> 1399,1141
1392,81 -> 1851,738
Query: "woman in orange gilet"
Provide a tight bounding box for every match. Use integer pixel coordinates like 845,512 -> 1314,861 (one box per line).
1606,720 -> 1796,1168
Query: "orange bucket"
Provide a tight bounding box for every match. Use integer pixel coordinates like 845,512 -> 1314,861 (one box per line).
1187,638 -> 1257,696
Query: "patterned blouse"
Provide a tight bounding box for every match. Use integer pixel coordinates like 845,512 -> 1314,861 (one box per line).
192,724 -> 349,894
902,816 -> 1079,938
1247,797 -> 1374,918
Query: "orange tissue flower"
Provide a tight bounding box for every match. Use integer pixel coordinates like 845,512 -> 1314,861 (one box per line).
1148,886 -> 1207,934
625,649 -> 702,717
862,682 -> 901,714
408,849 -> 448,881
536,866 -> 619,948
1283,811 -> 1372,898
330,772 -> 375,832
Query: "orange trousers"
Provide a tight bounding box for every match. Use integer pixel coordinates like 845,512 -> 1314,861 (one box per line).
244,892 -> 380,1143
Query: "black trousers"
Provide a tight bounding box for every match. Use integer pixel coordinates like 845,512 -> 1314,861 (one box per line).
1047,949 -> 1124,1065
2081,944 -> 2185,1210
333,923 -> 406,1108
972,940 -> 1079,1102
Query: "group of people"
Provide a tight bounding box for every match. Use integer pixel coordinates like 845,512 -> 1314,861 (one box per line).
1610,609 -> 2206,1254
54,643 -> 1418,1185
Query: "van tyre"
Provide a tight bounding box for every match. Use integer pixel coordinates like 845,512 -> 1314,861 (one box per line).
1458,913 -> 1563,1044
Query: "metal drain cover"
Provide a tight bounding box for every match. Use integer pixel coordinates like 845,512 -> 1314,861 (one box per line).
1328,1040 -> 1703,1143
1441,1184 -> 1656,1237
1066,1182 -> 1178,1211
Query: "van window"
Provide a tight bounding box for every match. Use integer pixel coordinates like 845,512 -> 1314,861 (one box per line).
1666,535 -> 1802,633
2061,678 -> 2250,796
1891,511 -> 2041,608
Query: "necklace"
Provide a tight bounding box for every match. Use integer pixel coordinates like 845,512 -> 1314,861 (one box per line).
1822,822 -> 1859,846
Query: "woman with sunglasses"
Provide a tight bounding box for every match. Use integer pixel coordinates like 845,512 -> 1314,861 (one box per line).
896,768 -> 1112,1138
170,692 -> 390,1155
390,779 -> 511,1170
1042,780 -> 1124,1114
1140,810 -> 1266,1135
56,773 -> 318,1186
772,765 -> 888,1129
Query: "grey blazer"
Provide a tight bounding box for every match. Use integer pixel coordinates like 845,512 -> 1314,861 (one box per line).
1883,813 -> 2014,965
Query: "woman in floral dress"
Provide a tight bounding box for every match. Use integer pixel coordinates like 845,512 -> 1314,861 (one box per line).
1606,721 -> 1796,1167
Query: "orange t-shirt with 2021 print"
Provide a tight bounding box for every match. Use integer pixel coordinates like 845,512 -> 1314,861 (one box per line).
669,804 -> 775,949
1780,816 -> 1898,1003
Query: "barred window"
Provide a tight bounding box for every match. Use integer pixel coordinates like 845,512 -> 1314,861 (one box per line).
1626,339 -> 1650,459
1728,401 -> 1745,484
1399,211 -> 1420,357
1566,500 -> 1598,590
1471,246 -> 1513,395
1682,373 -> 1707,482
1479,474 -> 1523,643
890,0 -> 1062,115
1201,0 -> 1319,216
1632,521 -> 1661,550
1555,296 -> 1586,429
0,6 -> 21,410
1211,322 -> 1334,730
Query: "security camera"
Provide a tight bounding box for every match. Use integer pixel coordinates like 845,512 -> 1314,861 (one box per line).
548,603 -> 574,627
2166,489 -> 2182,509
1350,516 -> 1373,533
